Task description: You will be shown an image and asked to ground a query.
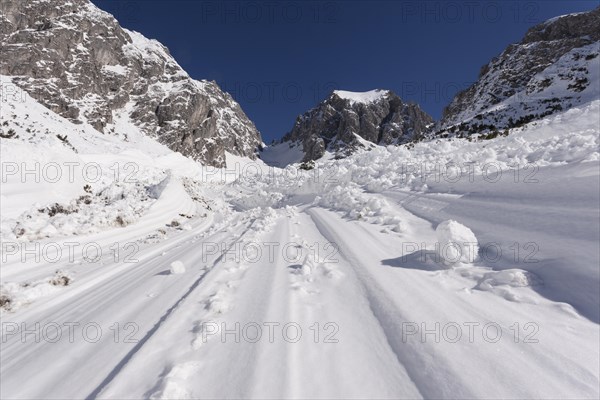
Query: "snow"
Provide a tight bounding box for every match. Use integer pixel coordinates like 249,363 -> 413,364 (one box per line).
435,220 -> 479,265
0,271 -> 72,312
259,141 -> 305,166
442,39 -> 600,132
333,89 -> 389,104
1,72 -> 599,399
122,29 -> 181,70
102,64 -> 128,75
476,269 -> 538,291
542,11 -> 587,25
169,261 -> 186,274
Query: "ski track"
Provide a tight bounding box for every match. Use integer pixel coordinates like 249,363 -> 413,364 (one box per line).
305,206 -> 599,399
99,207 -> 424,399
2,201 -> 599,398
306,206 -> 471,399
1,212 -> 258,399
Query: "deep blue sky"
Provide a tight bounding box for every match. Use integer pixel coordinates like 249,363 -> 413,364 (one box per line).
92,0 -> 598,142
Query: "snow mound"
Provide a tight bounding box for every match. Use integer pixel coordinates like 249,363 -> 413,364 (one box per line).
435,220 -> 479,265
477,269 -> 541,290
333,89 -> 388,104
0,271 -> 73,312
1,178 -> 165,241
169,261 -> 186,275
470,268 -> 543,303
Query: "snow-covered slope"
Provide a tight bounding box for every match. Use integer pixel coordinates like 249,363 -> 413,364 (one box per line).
1,4 -> 599,399
0,0 -> 262,167
2,95 -> 598,399
0,74 -> 210,241
440,7 -> 600,136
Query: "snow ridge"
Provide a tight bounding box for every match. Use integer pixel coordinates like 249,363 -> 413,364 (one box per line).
332,89 -> 389,104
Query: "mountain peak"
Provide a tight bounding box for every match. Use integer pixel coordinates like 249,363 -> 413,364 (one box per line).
332,89 -> 390,104
279,89 -> 432,162
521,6 -> 600,44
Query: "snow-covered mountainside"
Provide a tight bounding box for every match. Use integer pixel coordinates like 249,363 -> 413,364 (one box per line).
276,89 -> 433,162
0,74 -> 214,241
439,7 -> 600,135
1,3 -> 599,399
2,76 -> 599,396
0,0 -> 262,167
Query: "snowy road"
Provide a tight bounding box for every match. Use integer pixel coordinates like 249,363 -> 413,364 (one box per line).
2,187 -> 599,399
1,2 -> 600,397
1,94 -> 599,398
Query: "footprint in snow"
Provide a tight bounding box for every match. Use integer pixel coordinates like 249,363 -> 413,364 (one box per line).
149,362 -> 201,400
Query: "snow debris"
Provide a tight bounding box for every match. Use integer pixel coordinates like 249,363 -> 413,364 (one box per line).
0,270 -> 73,312
477,269 -> 541,290
435,220 -> 479,265
169,261 -> 186,275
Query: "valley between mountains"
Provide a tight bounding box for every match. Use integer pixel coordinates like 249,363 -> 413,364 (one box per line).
1,1 -> 599,399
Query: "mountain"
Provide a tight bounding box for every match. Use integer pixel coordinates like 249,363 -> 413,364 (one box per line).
0,0 -> 262,167
277,89 -> 433,162
439,7 -> 600,135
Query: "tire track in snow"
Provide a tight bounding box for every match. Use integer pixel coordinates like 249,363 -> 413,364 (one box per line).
1,213 -> 221,352
0,213 -> 216,325
87,215 -> 263,399
0,213 -> 253,399
137,209 -> 290,399
306,206 -> 476,399
200,207 -> 422,399
308,204 -> 600,399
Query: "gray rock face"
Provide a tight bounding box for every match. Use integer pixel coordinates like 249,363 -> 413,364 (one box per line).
440,7 -> 600,133
0,0 -> 262,167
282,90 -> 433,161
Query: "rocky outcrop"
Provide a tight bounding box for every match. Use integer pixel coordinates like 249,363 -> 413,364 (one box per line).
0,0 -> 262,167
282,89 -> 433,161
440,7 -> 600,134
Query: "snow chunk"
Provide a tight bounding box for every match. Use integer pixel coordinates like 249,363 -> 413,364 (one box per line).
102,64 -> 128,75
333,89 -> 388,104
169,261 -> 186,274
477,269 -> 540,290
436,220 -> 479,265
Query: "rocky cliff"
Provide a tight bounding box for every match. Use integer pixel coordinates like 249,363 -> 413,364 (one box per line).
0,0 -> 262,167
440,7 -> 600,135
281,89 -> 433,161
